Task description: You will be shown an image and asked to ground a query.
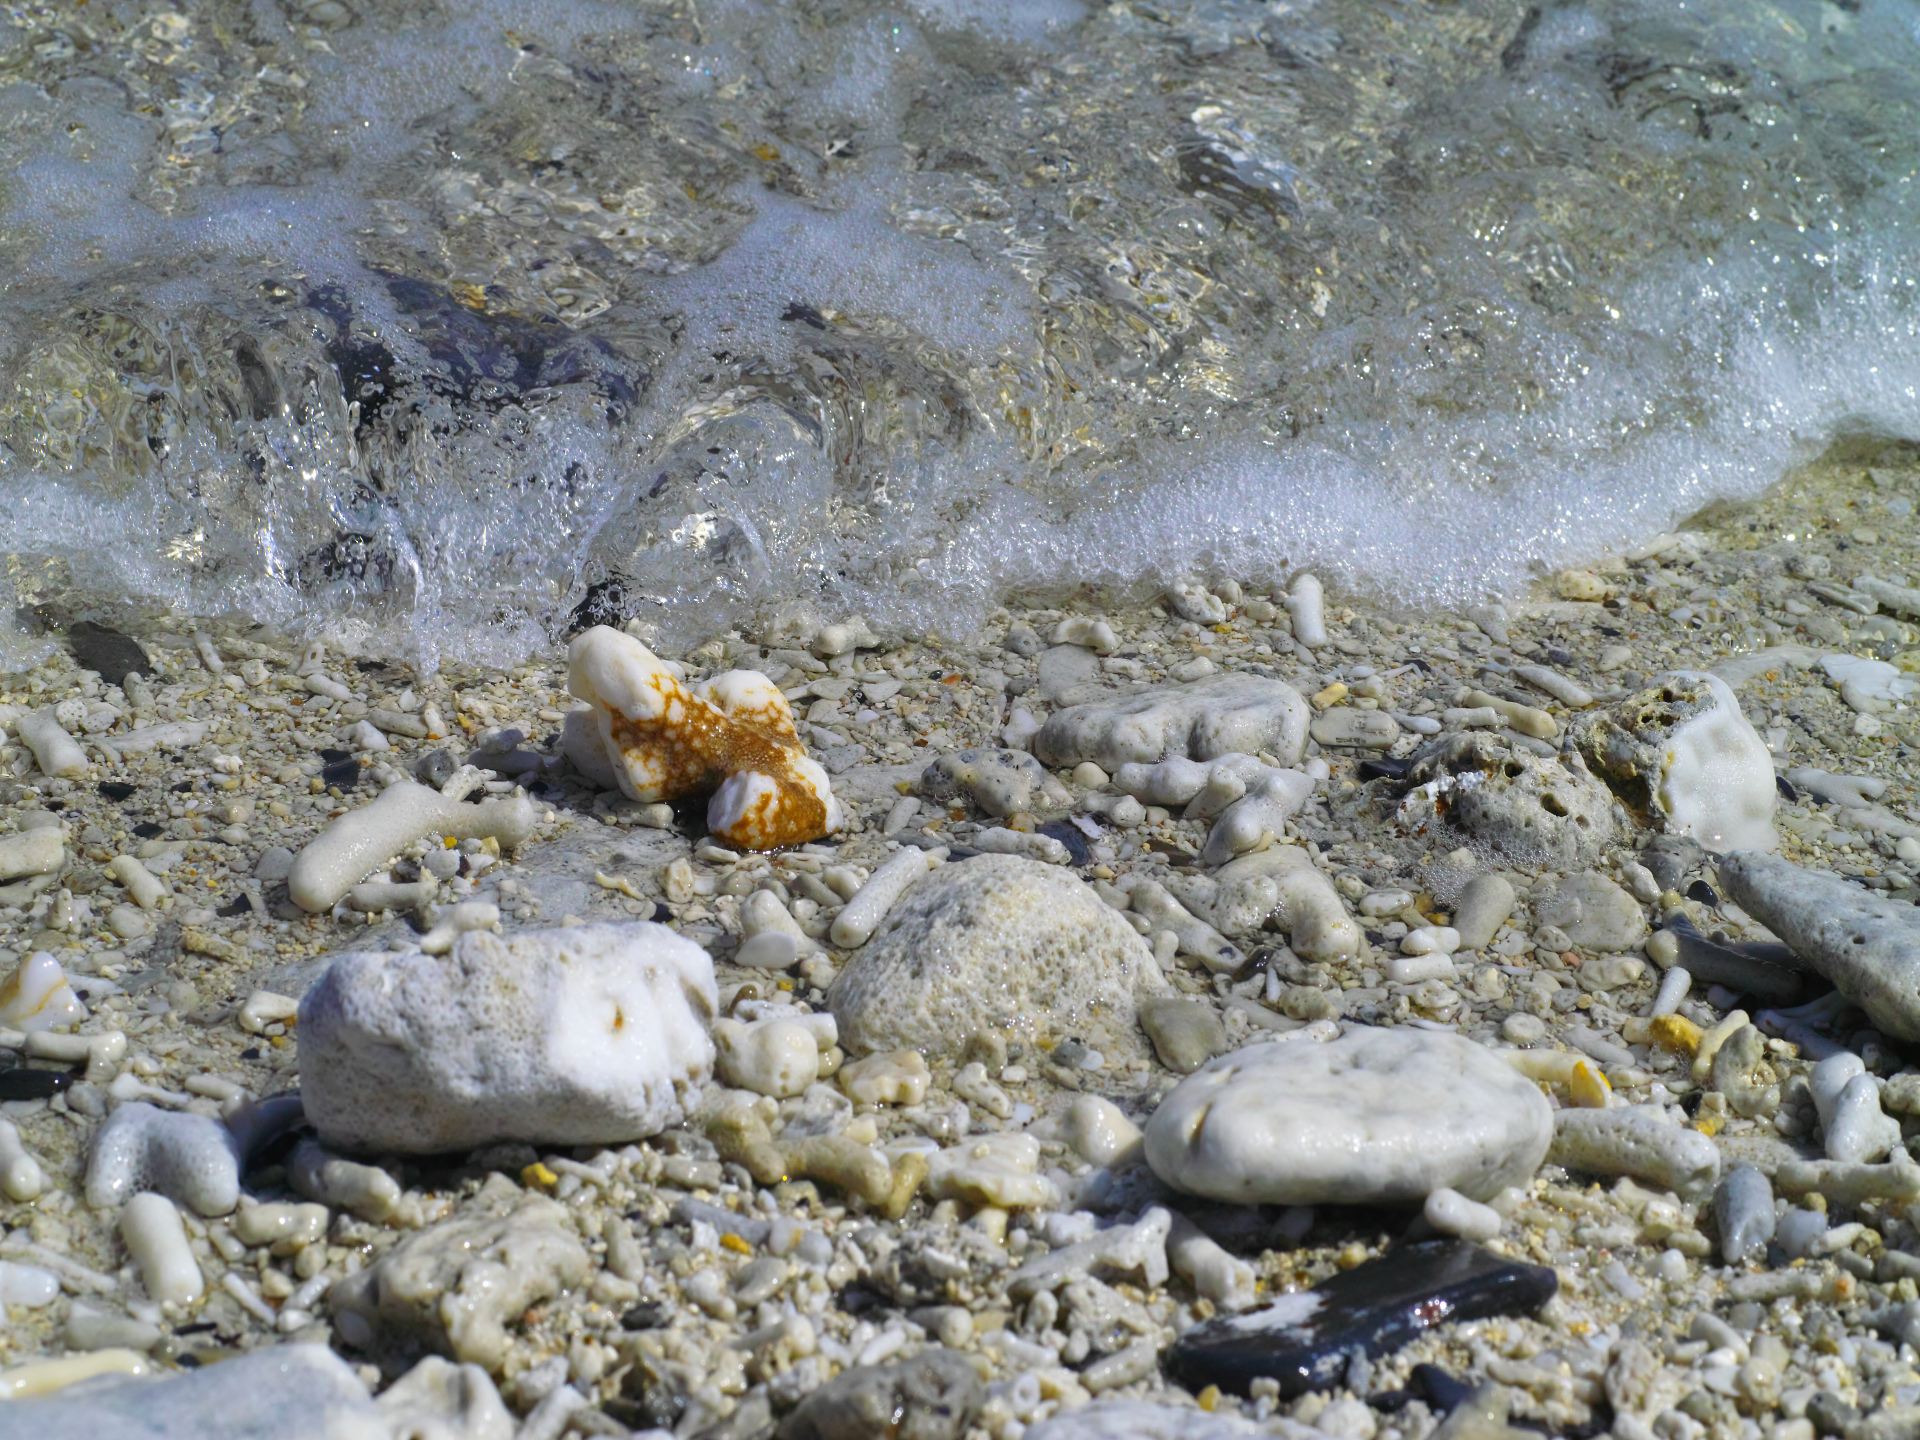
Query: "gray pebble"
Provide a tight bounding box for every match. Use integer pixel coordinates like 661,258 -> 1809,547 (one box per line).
254,846 -> 296,882
732,1257 -> 790,1307
1037,645 -> 1100,701
1712,1165 -> 1775,1265
1532,872 -> 1647,951
1452,873 -> 1515,951
1639,835 -> 1705,891
1774,1206 -> 1828,1260
1004,625 -> 1044,657
415,749 -> 458,789
1138,997 -> 1227,1074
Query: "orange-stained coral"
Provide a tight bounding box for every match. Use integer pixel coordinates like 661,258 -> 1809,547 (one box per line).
567,626 -> 844,850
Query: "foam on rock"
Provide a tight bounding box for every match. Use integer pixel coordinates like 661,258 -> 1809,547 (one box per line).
1032,674 -> 1310,773
298,920 -> 716,1154
1143,1026 -> 1552,1206
828,854 -> 1167,1060
1572,672 -> 1778,853
567,625 -> 843,850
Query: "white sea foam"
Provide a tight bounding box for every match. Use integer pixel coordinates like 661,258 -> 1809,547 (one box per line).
0,0 -> 1916,667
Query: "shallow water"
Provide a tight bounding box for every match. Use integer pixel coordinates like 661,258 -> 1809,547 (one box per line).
0,0 -> 1917,667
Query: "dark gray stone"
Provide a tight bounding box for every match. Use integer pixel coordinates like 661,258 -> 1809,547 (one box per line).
1641,835 -> 1705,891
68,621 -> 151,685
1662,914 -> 1812,1007
414,749 -> 458,789
1138,996 -> 1227,1073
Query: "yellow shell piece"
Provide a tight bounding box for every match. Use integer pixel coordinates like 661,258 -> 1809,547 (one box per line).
1310,681 -> 1349,710
719,1232 -> 754,1255
1649,1013 -> 1703,1055
520,1161 -> 558,1189
1568,1060 -> 1612,1108
569,626 -> 844,851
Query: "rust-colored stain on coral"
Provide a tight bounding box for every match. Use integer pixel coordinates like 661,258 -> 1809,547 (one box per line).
569,626 -> 842,850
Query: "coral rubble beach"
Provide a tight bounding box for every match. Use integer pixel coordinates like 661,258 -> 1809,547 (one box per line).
1,448 -> 1919,1438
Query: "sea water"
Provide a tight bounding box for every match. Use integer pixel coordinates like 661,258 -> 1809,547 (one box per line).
0,0 -> 1917,667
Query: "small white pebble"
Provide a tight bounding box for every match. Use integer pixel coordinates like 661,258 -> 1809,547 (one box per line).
1424,1186 -> 1502,1242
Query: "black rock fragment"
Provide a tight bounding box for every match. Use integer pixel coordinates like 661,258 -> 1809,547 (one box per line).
619,1303 -> 667,1331
1165,1239 -> 1557,1399
1410,1363 -> 1475,1414
320,757 -> 361,791
99,782 -> 137,802
68,621 -> 151,686
1037,819 -> 1094,866
0,1067 -> 75,1100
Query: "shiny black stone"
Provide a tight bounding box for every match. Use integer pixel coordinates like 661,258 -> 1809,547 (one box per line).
1165,1240 -> 1557,1398
1037,820 -> 1094,866
0,1067 -> 74,1100
620,1303 -> 667,1330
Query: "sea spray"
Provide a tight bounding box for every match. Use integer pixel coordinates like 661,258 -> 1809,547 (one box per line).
1,0 -> 1917,666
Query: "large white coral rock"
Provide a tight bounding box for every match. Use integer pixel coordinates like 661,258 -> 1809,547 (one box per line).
1144,1026 -> 1552,1206
828,855 -> 1167,1060
298,921 -> 716,1154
